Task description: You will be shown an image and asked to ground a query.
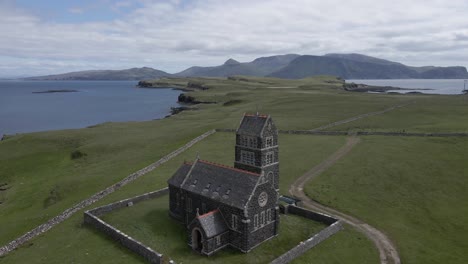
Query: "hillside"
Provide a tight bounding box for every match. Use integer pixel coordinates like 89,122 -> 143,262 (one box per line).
270,54 -> 468,79
175,54 -> 300,77
24,67 -> 172,81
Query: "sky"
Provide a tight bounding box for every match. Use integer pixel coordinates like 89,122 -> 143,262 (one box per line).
1,0 -> 468,77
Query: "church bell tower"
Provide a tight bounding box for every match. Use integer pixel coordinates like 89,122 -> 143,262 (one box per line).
234,113 -> 279,190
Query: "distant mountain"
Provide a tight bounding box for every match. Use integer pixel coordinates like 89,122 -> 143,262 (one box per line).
23,53 -> 468,80
175,54 -> 300,77
269,53 -> 468,79
24,67 -> 172,81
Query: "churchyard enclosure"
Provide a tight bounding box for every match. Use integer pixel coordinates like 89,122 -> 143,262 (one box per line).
1,76 -> 467,263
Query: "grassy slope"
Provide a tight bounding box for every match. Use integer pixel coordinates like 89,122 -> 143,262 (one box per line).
2,76 -> 464,263
305,136 -> 468,263
332,95 -> 468,132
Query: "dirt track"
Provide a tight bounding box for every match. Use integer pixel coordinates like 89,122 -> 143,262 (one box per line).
289,136 -> 401,264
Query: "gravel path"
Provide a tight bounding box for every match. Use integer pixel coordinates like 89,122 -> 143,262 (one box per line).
289,136 -> 401,264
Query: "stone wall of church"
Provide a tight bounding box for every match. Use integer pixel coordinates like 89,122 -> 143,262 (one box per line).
270,220 -> 343,264
84,188 -> 169,264
270,205 -> 343,264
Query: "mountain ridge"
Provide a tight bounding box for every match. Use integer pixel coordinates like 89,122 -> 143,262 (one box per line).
24,67 -> 172,81
24,53 -> 468,80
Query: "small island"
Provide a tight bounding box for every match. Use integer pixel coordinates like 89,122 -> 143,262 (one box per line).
32,89 -> 78,94
343,83 -> 432,93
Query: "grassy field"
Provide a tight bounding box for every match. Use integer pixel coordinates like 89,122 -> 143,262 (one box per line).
1,75 -> 466,263
305,136 -> 468,264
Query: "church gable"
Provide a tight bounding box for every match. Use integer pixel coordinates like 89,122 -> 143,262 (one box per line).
190,209 -> 229,239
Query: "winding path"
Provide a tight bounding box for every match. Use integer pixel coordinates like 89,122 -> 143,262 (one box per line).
289,136 -> 401,264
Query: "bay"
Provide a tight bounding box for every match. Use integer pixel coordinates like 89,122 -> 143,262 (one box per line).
0,81 -> 181,135
346,79 -> 468,95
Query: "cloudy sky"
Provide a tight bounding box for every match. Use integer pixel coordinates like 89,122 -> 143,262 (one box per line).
2,0 -> 468,77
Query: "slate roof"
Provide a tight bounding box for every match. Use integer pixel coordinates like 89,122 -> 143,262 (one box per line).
236,113 -> 269,136
196,209 -> 229,238
167,159 -> 260,209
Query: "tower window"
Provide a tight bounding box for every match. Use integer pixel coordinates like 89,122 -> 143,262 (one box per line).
232,214 -> 238,230
248,137 -> 257,148
241,136 -> 248,146
266,152 -> 274,164
241,150 -> 255,165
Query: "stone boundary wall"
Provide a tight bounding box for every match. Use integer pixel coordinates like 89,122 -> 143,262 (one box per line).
271,205 -> 343,264
84,188 -> 169,264
287,205 -> 338,225
217,129 -> 468,137
85,192 -> 341,264
0,130 -> 215,257
88,188 -> 169,216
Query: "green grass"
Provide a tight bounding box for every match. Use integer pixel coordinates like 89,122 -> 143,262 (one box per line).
292,225 -> 379,264
333,95 -> 468,132
305,136 -> 468,264
1,75 -> 465,263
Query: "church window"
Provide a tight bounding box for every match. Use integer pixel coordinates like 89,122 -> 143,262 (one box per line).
266,152 -> 274,164
216,235 -> 221,246
260,211 -> 265,226
267,209 -> 272,222
267,172 -> 273,183
187,197 -> 192,212
175,192 -> 180,208
248,137 -> 257,148
232,214 -> 238,230
265,137 -> 273,147
241,136 -> 248,146
241,150 -> 255,165
254,214 -> 259,229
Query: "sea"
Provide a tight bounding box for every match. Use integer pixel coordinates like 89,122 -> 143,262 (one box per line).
1,79 -> 466,135
346,79 -> 468,95
0,80 -> 181,135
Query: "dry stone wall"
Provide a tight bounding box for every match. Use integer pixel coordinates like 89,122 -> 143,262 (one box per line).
218,129 -> 468,137
84,188 -> 169,264
0,130 -> 215,257
271,205 -> 343,264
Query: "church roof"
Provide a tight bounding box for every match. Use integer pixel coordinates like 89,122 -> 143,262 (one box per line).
236,113 -> 269,136
168,159 -> 260,209
196,209 -> 229,238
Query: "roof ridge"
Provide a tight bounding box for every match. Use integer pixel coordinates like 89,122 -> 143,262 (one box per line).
197,209 -> 219,219
244,113 -> 268,118
199,159 -> 260,176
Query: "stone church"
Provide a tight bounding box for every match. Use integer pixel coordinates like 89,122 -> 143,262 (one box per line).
167,113 -> 280,256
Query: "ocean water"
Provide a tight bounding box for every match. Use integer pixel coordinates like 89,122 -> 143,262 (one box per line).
346,79 -> 468,95
0,81 -> 181,135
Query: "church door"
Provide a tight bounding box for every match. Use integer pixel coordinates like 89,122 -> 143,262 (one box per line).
191,228 -> 203,252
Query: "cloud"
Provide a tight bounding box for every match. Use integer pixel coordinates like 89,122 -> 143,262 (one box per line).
1,0 -> 468,76
68,7 -> 84,14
